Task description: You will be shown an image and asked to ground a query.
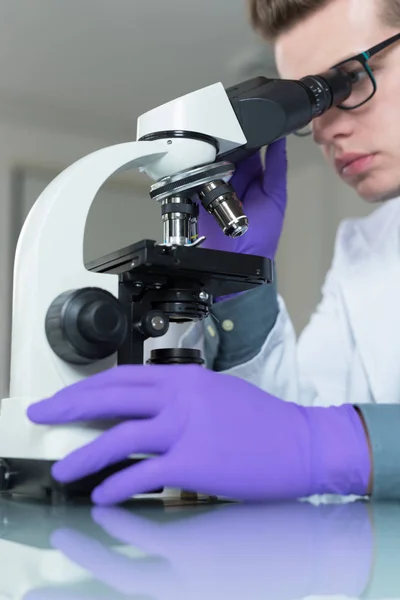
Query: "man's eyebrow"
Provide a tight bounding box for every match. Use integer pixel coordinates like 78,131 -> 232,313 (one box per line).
335,52 -> 357,63
330,50 -> 362,66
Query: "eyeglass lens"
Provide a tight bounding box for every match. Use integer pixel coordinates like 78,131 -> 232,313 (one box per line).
336,59 -> 375,108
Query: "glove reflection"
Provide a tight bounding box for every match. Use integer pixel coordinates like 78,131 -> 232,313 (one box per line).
24,500 -> 373,600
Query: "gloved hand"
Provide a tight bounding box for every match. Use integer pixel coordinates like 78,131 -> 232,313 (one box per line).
198,138 -> 287,259
27,365 -> 370,506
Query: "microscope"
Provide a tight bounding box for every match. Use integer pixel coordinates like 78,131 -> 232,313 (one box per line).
0,68 -> 352,502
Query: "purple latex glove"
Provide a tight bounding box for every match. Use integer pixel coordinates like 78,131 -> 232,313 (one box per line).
27,365 -> 371,505
198,139 -> 287,258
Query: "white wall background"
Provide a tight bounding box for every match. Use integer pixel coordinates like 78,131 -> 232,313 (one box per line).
0,0 -> 375,396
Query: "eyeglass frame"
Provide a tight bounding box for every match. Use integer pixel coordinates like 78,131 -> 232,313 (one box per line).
334,31 -> 400,110
294,31 -> 400,135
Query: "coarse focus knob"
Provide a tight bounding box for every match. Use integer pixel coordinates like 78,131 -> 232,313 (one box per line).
45,288 -> 128,365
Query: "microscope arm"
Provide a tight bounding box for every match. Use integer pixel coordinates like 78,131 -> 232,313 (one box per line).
0,129 -> 223,467
9,140 -> 169,400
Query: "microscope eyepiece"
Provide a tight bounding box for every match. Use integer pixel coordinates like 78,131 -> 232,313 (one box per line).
221,68 -> 354,165
300,69 -> 353,118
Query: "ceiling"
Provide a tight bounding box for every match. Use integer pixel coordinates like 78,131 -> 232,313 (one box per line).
0,0 -> 276,139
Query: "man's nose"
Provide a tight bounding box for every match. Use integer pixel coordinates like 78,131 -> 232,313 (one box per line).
312,106 -> 354,145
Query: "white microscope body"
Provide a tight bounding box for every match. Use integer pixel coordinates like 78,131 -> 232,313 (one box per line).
0,81 -> 248,499
0,66 -> 344,499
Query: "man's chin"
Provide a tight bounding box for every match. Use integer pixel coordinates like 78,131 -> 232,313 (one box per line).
354,180 -> 400,204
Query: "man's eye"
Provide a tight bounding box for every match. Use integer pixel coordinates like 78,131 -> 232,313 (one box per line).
337,59 -> 373,83
350,70 -> 365,82
344,69 -> 369,84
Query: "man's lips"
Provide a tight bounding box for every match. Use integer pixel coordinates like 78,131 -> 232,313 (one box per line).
334,153 -> 376,177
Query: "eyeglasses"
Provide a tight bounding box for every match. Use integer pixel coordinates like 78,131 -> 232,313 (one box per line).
294,32 -> 400,137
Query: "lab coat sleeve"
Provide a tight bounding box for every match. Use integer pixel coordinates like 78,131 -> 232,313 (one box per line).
208,277 -> 279,372
356,404 -> 400,500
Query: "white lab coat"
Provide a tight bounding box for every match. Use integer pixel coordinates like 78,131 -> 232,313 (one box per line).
177,196 -> 400,407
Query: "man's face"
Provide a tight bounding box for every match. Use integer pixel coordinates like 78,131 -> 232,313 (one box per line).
275,0 -> 400,202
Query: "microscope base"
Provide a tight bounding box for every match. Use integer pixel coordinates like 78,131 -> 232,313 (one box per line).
0,458 -> 214,504
0,457 -> 164,503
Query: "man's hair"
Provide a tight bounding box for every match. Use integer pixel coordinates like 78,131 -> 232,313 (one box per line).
248,0 -> 400,40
